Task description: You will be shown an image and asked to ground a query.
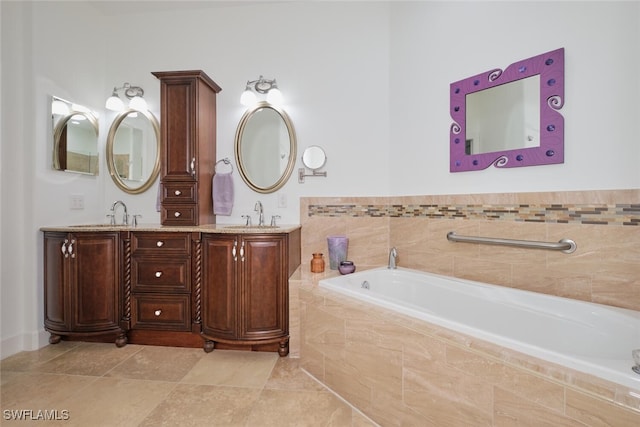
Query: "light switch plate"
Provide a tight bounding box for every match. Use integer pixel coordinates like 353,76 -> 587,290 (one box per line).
70,194 -> 84,210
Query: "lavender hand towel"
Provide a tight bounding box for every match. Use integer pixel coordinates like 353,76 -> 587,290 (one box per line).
212,172 -> 234,215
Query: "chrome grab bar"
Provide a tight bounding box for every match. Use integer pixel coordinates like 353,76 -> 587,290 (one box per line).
447,231 -> 577,254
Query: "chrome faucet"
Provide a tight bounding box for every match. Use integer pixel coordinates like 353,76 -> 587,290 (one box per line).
388,247 -> 397,269
254,201 -> 264,226
110,200 -> 129,225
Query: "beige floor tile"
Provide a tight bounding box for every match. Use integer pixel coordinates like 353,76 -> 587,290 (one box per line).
245,389 -> 353,427
1,371 -> 97,409
180,350 -> 278,388
264,357 -> 325,391
0,341 -> 81,372
105,345 -> 204,382
32,342 -> 144,377
56,377 -> 176,427
139,383 -> 260,426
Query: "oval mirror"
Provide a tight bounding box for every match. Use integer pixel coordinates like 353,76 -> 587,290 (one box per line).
234,101 -> 297,193
52,97 -> 99,175
106,108 -> 160,194
302,145 -> 326,170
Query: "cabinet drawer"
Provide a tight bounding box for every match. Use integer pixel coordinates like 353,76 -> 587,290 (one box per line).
131,294 -> 191,331
132,258 -> 190,293
162,182 -> 197,204
161,205 -> 197,225
132,232 -> 190,255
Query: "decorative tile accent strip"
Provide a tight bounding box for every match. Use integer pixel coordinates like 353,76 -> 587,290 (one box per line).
308,203 -> 640,226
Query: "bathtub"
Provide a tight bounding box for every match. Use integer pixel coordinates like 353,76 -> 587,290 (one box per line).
319,267 -> 640,391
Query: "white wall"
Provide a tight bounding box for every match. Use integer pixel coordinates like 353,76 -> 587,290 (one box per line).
390,1 -> 640,195
1,0 -> 638,357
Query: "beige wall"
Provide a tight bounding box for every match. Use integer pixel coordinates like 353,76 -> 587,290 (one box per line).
300,189 -> 640,312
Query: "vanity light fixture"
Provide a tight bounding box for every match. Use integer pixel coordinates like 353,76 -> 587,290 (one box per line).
240,75 -> 283,106
105,82 -> 147,112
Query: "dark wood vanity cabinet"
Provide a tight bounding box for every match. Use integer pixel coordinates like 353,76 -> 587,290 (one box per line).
152,70 -> 222,226
129,232 -> 194,332
43,231 -> 125,346
201,230 -> 300,356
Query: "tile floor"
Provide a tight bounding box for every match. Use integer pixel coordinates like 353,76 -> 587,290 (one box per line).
1,342 -> 378,426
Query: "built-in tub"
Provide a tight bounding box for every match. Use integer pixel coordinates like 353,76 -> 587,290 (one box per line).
319,267 -> 640,391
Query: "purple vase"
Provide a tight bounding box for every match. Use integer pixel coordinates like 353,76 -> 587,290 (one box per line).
327,235 -> 348,270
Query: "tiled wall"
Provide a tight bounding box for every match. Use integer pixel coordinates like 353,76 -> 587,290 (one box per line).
300,189 -> 640,311
295,189 -> 640,424
299,283 -> 640,426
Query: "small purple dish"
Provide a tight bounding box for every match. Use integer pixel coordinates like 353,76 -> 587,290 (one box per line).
338,261 -> 356,275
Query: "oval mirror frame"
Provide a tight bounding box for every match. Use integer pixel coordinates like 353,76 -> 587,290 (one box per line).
106,108 -> 161,194
53,108 -> 99,174
234,101 -> 297,194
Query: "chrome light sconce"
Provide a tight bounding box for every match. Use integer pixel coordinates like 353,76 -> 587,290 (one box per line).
105,82 -> 147,111
240,75 -> 283,106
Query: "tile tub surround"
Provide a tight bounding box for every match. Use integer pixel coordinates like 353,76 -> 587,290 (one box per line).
299,279 -> 640,426
300,189 -> 640,312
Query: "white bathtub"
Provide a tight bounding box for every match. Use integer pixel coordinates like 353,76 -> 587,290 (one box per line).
319,267 -> 640,391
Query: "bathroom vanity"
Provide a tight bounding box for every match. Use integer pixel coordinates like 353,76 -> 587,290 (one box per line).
41,225 -> 301,355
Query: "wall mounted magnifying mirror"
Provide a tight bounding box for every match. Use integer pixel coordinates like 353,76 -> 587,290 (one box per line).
106,108 -> 160,194
450,48 -> 564,172
298,145 -> 327,183
235,101 -> 297,193
52,96 -> 99,175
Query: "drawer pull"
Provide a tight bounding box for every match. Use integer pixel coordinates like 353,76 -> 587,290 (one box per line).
154,309 -> 162,316
156,241 -> 164,247
155,271 -> 162,278
174,190 -> 182,196
174,211 -> 181,218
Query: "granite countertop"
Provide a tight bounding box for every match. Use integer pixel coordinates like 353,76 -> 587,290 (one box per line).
40,223 -> 301,234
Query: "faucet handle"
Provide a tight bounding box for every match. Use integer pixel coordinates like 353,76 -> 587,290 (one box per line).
106,213 -> 115,225
132,214 -> 142,227
270,215 -> 281,226
242,215 -> 252,227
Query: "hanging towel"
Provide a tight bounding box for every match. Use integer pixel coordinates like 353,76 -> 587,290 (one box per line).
212,172 -> 234,215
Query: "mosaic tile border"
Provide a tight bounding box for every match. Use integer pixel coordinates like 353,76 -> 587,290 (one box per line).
308,203 -> 640,226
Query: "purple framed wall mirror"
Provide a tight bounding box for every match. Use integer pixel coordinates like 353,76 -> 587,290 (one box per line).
450,48 -> 564,172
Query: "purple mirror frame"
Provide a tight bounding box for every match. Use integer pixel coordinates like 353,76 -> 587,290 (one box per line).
450,48 -> 564,172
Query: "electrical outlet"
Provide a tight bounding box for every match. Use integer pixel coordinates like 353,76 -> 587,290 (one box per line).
69,194 -> 84,210
277,193 -> 287,208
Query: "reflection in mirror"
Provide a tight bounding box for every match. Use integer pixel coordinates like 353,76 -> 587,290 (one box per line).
450,48 -> 564,172
106,108 -> 160,194
235,101 -> 297,193
298,145 -> 328,183
52,96 -> 99,175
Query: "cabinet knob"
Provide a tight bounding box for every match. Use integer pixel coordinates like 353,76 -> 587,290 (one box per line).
156,241 -> 164,247
174,190 -> 182,196
154,310 -> 162,316
155,271 -> 162,278
174,211 -> 181,218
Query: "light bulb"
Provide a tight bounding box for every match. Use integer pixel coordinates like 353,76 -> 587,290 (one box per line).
129,96 -> 147,110
266,88 -> 283,105
105,95 -> 125,111
240,89 -> 257,107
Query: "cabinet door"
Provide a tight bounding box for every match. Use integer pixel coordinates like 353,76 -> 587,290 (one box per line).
71,233 -> 120,331
44,232 -> 70,331
239,235 -> 288,340
201,234 -> 237,339
160,78 -> 196,181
